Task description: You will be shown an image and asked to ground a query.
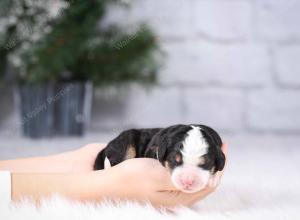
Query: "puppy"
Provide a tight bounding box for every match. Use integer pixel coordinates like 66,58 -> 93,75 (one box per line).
94,124 -> 225,193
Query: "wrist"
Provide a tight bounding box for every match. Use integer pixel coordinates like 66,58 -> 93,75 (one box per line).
11,172 -> 109,203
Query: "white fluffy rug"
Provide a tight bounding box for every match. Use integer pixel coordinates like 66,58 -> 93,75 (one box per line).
1,136 -> 300,220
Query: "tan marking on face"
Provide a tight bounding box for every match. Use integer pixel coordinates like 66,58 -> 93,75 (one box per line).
125,145 -> 136,160
198,157 -> 205,166
175,153 -> 182,163
164,161 -> 172,172
164,161 -> 169,168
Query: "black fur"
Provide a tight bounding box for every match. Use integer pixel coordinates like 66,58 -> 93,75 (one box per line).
93,124 -> 225,173
94,128 -> 161,170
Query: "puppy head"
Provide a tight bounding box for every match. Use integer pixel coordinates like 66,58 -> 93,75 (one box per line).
149,125 -> 225,193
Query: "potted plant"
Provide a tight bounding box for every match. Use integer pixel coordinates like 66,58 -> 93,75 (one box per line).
0,0 -> 162,138
0,0 -> 71,138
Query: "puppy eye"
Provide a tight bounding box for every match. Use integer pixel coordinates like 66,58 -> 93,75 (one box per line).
175,143 -> 183,150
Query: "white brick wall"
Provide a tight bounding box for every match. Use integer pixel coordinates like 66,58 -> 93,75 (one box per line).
256,0 -> 300,42
2,0 -> 300,135
92,0 -> 300,135
247,90 -> 300,132
161,42 -> 270,87
274,46 -> 300,87
190,0 -> 253,41
124,86 -> 183,127
129,0 -> 191,39
183,88 -> 244,132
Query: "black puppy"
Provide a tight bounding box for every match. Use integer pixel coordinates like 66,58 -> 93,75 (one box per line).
94,124 -> 225,193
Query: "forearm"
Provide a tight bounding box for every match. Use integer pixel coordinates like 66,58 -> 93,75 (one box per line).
0,152 -> 75,173
0,143 -> 106,173
11,170 -> 119,203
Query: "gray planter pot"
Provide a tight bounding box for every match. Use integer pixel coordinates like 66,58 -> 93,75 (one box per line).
17,83 -> 55,138
17,81 -> 93,138
54,82 -> 93,136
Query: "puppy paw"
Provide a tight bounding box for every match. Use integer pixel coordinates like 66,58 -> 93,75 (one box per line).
104,157 -> 111,169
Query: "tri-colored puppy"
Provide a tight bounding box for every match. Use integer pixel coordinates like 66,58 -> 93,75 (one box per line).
94,124 -> 225,193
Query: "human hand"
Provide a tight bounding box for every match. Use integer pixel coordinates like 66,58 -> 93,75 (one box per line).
10,144 -> 227,207
109,144 -> 228,207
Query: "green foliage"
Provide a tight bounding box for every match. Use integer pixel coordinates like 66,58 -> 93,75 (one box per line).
72,25 -> 161,86
0,0 -> 162,85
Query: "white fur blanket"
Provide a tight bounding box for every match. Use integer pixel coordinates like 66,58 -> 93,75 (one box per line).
1,185 -> 299,220
1,139 -> 300,220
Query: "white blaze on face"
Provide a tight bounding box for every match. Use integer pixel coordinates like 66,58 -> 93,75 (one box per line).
182,126 -> 208,164
171,125 -> 211,193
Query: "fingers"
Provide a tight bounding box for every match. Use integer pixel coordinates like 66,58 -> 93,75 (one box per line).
147,161 -> 178,191
158,175 -> 220,206
157,186 -> 215,207
122,158 -> 178,191
154,168 -> 178,191
185,144 -> 229,205
220,142 -> 228,176
158,144 -> 229,205
207,173 -> 221,188
186,178 -> 221,206
221,143 -> 228,157
122,143 -> 229,207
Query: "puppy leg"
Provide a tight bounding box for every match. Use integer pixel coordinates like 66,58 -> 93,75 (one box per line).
94,128 -> 160,170
101,129 -> 141,168
124,144 -> 136,160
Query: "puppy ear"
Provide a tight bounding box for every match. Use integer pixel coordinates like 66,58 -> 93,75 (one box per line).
198,125 -> 225,172
145,132 -> 168,162
145,144 -> 167,162
215,147 -> 226,172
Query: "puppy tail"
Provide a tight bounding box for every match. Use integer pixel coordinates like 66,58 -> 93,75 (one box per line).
94,150 -> 106,170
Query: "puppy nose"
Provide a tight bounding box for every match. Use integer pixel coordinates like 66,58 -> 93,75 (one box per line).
181,178 -> 195,187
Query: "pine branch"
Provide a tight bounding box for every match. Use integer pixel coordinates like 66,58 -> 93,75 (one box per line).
0,0 -> 163,85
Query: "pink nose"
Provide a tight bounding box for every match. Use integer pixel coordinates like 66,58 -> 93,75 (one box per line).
180,178 -> 195,187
